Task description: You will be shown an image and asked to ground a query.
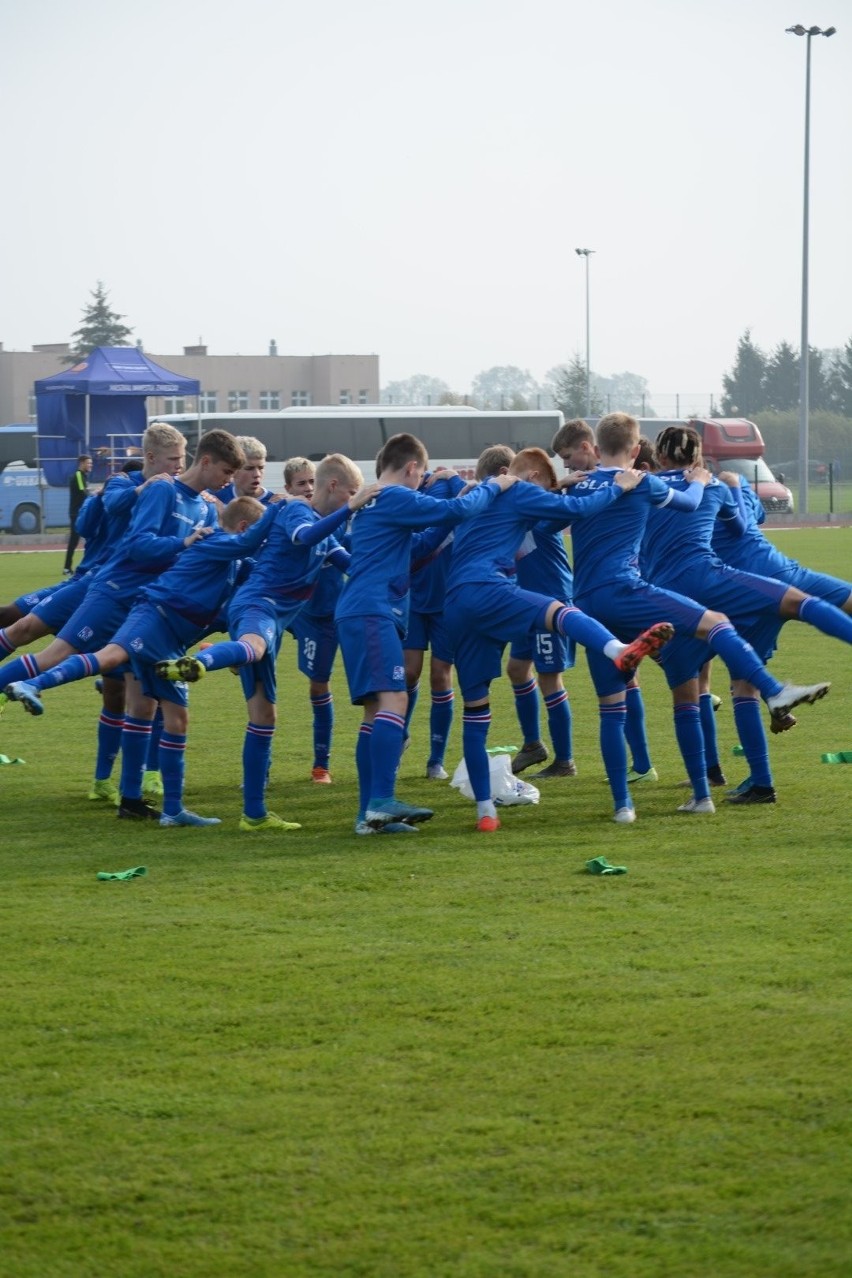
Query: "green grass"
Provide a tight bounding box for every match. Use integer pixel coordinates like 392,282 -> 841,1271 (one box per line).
1,533 -> 851,1277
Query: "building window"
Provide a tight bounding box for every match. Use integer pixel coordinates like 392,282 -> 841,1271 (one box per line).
291,390 -> 311,407
358,389 -> 369,405
200,391 -> 218,412
339,390 -> 352,405
28,394 -> 37,421
228,390 -> 249,410
163,397 -> 185,414
259,391 -> 280,410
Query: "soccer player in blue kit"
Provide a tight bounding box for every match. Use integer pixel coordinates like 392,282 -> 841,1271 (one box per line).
335,432 -> 519,836
444,446 -> 675,831
4,429 -> 244,815
550,417 -> 658,785
645,426 -> 846,804
6,497 -> 272,825
569,414 -> 831,820
282,458 -> 344,784
158,454 -> 375,832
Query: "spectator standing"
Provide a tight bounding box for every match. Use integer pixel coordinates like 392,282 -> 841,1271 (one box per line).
63,454 -> 93,574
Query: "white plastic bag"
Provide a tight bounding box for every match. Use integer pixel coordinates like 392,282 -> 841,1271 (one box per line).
450,752 -> 540,805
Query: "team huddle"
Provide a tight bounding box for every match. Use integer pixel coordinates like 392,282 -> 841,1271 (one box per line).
1,411 -> 849,833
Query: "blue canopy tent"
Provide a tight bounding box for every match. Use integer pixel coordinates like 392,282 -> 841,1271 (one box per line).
34,347 -> 200,486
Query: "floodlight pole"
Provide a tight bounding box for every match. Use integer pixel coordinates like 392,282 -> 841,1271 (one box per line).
575,248 -> 594,416
786,23 -> 836,514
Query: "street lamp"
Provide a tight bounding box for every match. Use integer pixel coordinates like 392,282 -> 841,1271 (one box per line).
785,22 -> 836,514
575,248 -> 594,416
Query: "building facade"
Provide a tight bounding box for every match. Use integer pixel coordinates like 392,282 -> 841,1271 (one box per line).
0,343 -> 381,424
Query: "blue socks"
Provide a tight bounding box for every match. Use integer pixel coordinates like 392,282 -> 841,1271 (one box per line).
624,684 -> 652,774
699,692 -> 720,771
370,710 -> 406,802
462,704 -> 492,802
0,652 -> 41,692
356,722 -> 373,818
674,702 -> 710,800
243,722 -> 275,818
554,605 -> 617,654
428,689 -> 454,767
198,639 -> 256,672
160,732 -> 187,817
798,595 -> 852,643
95,710 -> 124,782
31,652 -> 101,692
403,682 -> 420,737
599,701 -> 629,812
119,716 -> 153,800
733,696 -> 773,788
544,687 -> 572,761
311,691 -> 334,769
705,622 -> 782,700
512,678 -> 540,745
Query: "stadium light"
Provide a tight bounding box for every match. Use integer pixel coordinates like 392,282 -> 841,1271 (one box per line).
575,248 -> 595,416
785,22 -> 836,513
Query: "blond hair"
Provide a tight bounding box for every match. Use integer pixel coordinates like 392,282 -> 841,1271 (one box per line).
143,422 -> 186,455
234,436 -> 267,464
284,456 -> 316,486
315,453 -> 363,489
475,444 -> 515,480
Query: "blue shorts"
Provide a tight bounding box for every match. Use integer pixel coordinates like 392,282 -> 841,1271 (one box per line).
577,579 -> 707,695
404,610 -> 455,664
772,563 -> 851,609
32,578 -> 90,631
659,562 -> 787,630
111,603 -> 192,708
57,585 -> 132,654
337,615 -> 406,704
14,582 -> 59,613
289,612 -> 338,682
510,628 -> 575,673
445,581 -> 556,700
228,600 -> 298,705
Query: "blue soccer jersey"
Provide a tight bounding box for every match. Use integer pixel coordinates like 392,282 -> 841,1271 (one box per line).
641,472 -> 745,584
409,472 -> 464,616
228,498 -> 349,617
213,482 -> 276,506
447,479 -> 622,592
91,478 -> 217,600
335,480 -> 502,633
565,468 -> 705,597
139,505 -> 275,635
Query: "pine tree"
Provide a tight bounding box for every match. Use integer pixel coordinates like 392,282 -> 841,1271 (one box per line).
763,341 -> 799,411
550,355 -> 603,418
65,282 -> 133,362
827,337 -> 852,416
721,330 -> 767,416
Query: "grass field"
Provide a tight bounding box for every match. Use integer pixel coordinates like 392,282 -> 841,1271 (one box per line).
1,531 -> 850,1278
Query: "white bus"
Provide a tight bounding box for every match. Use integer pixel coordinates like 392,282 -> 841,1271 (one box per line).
149,405 -> 565,484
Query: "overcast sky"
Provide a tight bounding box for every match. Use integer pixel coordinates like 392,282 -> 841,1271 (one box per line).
1,0 -> 849,404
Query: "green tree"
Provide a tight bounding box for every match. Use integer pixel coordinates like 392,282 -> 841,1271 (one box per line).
807,346 -> 831,412
381,374 -> 451,405
470,365 -> 540,410
763,341 -> 799,412
721,329 -> 767,416
827,337 -> 852,416
65,281 -> 133,362
547,355 -> 603,418
592,370 -> 651,416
